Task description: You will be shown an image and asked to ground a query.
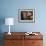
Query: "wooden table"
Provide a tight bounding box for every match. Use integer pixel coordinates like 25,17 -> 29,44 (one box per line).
4,32 -> 43,46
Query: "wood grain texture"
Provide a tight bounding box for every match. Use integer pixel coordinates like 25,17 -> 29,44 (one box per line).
4,32 -> 43,46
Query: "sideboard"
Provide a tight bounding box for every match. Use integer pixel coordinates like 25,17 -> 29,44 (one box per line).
4,32 -> 43,46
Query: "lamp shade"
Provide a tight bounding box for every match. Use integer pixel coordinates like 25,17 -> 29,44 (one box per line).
5,18 -> 14,25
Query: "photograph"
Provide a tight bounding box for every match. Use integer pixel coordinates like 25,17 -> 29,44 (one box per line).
18,9 -> 35,23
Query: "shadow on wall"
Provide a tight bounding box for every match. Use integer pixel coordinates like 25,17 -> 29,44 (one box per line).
0,16 -> 5,46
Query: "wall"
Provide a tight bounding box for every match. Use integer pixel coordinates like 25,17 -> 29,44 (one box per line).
0,0 -> 46,32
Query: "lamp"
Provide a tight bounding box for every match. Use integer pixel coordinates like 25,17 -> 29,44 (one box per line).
5,18 -> 14,35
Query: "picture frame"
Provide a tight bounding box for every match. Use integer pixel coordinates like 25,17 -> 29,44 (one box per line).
18,9 -> 35,23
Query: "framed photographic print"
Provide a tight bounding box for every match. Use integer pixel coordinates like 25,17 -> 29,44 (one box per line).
18,9 -> 35,23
